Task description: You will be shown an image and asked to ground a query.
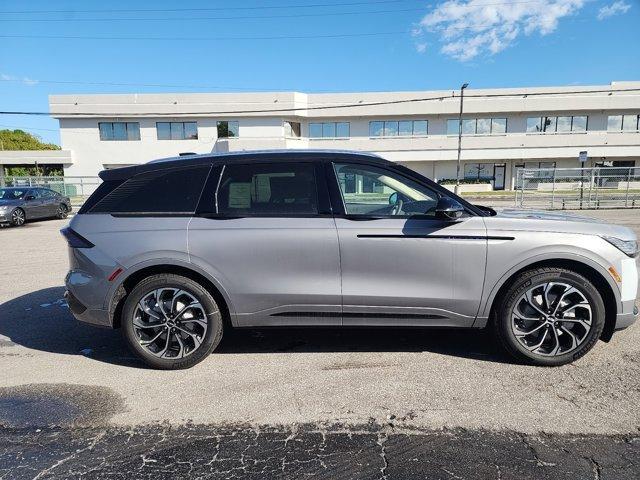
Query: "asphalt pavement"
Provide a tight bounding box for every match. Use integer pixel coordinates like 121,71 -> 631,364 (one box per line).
1,210 -> 639,478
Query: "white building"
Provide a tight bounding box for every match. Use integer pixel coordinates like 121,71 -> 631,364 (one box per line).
41,81 -> 640,190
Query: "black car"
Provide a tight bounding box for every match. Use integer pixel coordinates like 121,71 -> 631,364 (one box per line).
0,187 -> 72,227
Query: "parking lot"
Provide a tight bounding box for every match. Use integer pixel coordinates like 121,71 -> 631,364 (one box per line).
1,210 -> 639,478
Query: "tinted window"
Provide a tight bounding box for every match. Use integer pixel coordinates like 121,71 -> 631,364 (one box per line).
90,166 -> 210,214
217,163 -> 318,216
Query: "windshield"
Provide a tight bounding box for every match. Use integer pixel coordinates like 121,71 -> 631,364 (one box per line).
0,189 -> 26,200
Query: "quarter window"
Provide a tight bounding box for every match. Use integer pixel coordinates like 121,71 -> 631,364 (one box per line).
216,163 -> 318,216
90,166 -> 210,214
217,121 -> 239,138
156,122 -> 198,140
98,122 -> 140,141
333,163 -> 439,217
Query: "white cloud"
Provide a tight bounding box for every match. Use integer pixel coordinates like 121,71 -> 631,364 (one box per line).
0,73 -> 39,86
415,42 -> 428,53
597,1 -> 631,20
415,0 -> 586,61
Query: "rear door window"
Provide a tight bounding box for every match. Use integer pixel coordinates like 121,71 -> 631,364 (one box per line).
90,165 -> 211,214
216,163 -> 318,216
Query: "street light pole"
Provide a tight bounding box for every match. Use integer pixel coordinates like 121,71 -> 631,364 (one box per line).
455,82 -> 469,195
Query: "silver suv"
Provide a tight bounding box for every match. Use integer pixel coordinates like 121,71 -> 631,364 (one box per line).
63,150 -> 638,369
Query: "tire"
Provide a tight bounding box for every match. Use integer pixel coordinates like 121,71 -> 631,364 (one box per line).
121,274 -> 223,369
493,267 -> 605,366
11,208 -> 26,227
57,204 -> 69,219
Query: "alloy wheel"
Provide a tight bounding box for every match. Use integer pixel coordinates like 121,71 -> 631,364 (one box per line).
132,288 -> 208,359
12,209 -> 25,226
57,205 -> 68,218
511,282 -> 592,356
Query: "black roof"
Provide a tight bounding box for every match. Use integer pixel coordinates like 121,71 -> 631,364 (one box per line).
99,149 -> 392,181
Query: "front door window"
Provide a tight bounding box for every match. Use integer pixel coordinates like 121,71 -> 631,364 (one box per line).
333,163 -> 439,217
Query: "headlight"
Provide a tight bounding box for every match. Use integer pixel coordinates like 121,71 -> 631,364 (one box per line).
602,236 -> 639,258
0,205 -> 9,211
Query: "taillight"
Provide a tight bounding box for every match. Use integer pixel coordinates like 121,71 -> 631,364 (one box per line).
60,227 -> 94,248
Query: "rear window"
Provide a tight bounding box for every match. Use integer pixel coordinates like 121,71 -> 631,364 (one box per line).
89,166 -> 210,214
216,163 -> 318,216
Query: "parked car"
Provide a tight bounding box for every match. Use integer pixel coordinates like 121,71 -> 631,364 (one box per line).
0,187 -> 71,227
62,150 -> 638,369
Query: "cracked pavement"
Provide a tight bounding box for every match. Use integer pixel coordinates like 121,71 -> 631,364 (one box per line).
1,210 -> 639,478
1,424 -> 638,479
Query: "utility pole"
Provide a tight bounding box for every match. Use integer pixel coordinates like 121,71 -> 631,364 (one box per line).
455,83 -> 469,195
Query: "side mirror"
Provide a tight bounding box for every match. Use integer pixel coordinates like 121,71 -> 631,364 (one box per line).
25,195 -> 36,201
435,196 -> 464,221
388,192 -> 398,205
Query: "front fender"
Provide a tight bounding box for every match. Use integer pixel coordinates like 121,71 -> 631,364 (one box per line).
476,240 -> 622,326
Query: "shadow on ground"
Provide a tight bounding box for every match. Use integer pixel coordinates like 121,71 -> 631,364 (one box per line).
0,287 -> 512,368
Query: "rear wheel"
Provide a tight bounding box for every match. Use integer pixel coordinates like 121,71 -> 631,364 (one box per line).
494,267 -> 605,366
57,204 -> 69,219
11,208 -> 25,227
121,274 -> 223,369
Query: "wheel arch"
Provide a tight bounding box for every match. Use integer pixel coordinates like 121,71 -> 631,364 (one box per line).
483,257 -> 619,342
109,263 -> 234,330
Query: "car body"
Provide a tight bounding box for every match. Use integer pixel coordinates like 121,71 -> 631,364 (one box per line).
0,187 -> 71,226
62,150 -> 638,369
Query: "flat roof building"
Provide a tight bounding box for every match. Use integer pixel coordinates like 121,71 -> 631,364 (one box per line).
45,81 -> 640,190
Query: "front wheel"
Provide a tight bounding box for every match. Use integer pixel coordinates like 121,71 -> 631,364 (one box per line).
121,274 -> 223,369
493,267 -> 605,366
11,208 -> 25,227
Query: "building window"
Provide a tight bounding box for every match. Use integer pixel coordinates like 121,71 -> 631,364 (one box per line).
608,114 -> 639,131
309,122 -> 350,138
464,163 -> 495,180
447,118 -> 507,135
217,121 -> 239,138
98,122 -> 140,141
369,120 -> 428,137
284,121 -> 301,138
526,116 -> 588,133
157,122 -> 198,140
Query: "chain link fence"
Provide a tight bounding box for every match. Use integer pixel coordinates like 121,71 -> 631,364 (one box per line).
1,176 -> 102,208
515,166 -> 640,210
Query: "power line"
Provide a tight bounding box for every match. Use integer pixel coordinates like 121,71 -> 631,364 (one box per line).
0,7 -> 426,22
0,1 -> 545,23
2,87 -> 639,117
0,31 -> 407,41
0,0 -> 412,14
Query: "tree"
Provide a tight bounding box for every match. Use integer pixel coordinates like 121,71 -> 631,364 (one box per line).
0,129 -> 60,151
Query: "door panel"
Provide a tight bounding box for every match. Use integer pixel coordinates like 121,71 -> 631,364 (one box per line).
188,161 -> 340,327
335,216 -> 487,326
188,217 -> 341,326
329,161 -> 488,327
25,190 -> 46,218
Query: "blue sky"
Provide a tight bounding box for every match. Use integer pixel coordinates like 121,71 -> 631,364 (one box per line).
1,0 -> 638,144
